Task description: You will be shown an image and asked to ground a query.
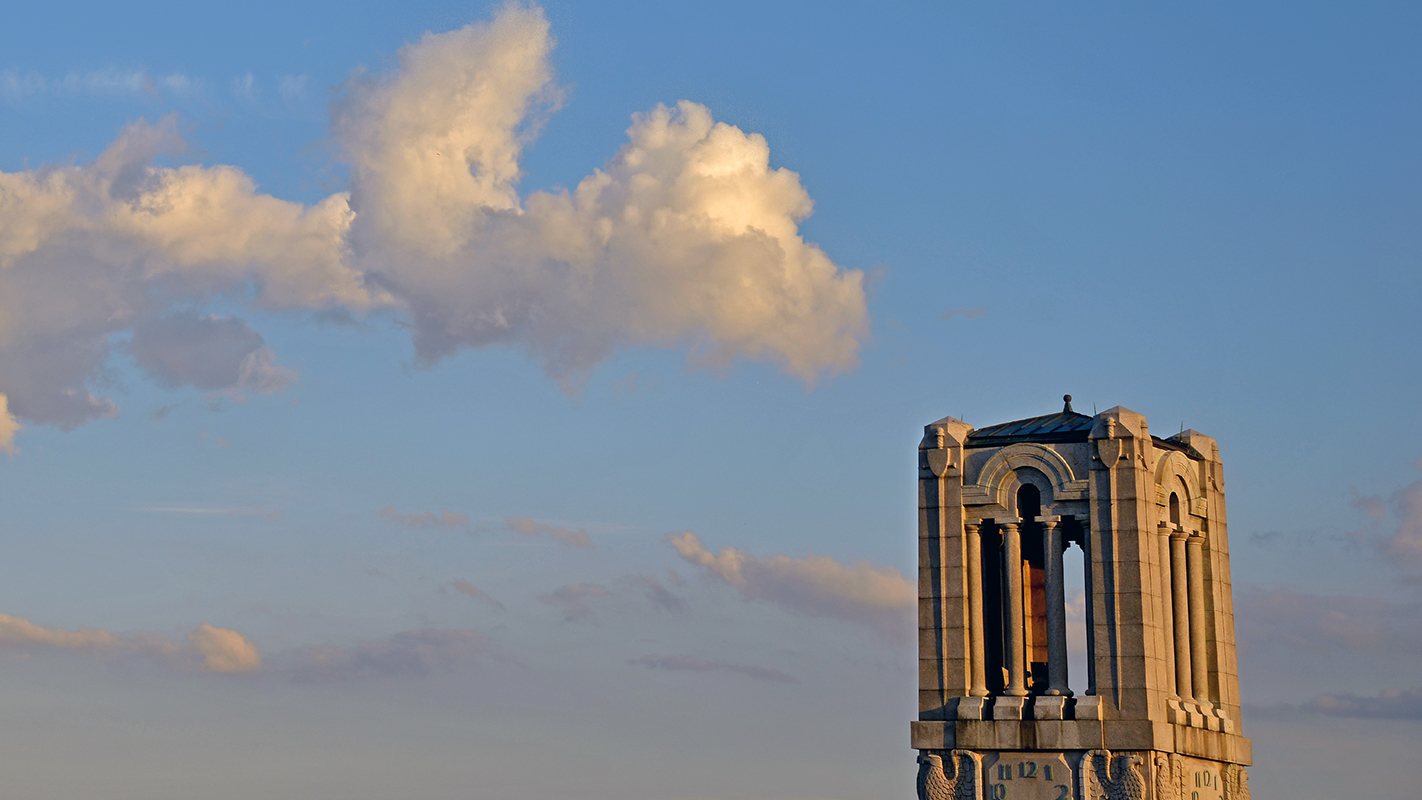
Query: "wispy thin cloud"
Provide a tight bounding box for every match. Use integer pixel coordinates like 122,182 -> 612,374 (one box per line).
615,574 -> 687,613
1249,688 -> 1422,721
286,629 -> 491,681
377,505 -> 471,530
450,579 -> 505,611
0,613 -> 259,673
277,74 -> 310,103
667,531 -> 913,637
629,654 -> 797,684
539,583 -> 609,622
506,516 -> 592,548
0,69 -> 203,101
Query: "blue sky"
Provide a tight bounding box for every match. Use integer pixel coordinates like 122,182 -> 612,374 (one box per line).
1,2 -> 1420,798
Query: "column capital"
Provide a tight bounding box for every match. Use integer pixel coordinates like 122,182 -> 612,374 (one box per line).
993,517 -> 1021,529
1186,530 -> 1206,547
1170,528 -> 1191,542
1034,515 -> 1061,526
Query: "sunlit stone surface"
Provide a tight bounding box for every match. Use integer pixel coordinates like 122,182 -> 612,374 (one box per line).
912,397 -> 1250,799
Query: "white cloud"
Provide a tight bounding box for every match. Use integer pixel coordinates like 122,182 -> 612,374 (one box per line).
0,613 -> 260,673
0,3 -> 868,449
667,531 -> 914,635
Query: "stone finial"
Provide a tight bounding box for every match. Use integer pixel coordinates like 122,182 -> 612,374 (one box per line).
1063,394 -> 1073,413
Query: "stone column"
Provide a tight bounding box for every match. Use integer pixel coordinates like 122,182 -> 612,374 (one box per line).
1002,521 -> 1028,697
1170,528 -> 1192,701
1157,522 -> 1177,696
1040,517 -> 1070,696
1187,531 -> 1211,708
965,522 -> 988,697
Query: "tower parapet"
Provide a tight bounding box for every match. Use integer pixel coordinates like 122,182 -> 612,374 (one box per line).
912,397 -> 1250,799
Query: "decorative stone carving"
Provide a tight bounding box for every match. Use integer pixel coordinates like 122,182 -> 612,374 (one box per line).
1081,750 -> 1146,800
917,750 -> 979,800
1222,764 -> 1250,800
1154,753 -> 1185,800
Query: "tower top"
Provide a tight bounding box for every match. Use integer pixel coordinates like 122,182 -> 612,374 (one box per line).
912,402 -> 1250,800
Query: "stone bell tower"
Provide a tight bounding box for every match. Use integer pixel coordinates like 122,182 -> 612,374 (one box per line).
912,397 -> 1250,800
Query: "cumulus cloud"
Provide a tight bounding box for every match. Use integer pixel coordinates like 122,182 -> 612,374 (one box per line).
505,515 -> 592,548
667,531 -> 914,635
289,629 -> 491,681
629,654 -> 797,684
539,583 -> 610,622
377,505 -> 471,530
0,3 -> 868,449
128,312 -> 295,394
0,612 -> 260,673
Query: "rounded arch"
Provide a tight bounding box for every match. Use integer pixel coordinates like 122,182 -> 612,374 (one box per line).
977,443 -> 1078,510
1155,449 -> 1205,519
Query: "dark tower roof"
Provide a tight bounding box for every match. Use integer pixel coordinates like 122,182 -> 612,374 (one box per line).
963,394 -> 1200,456
965,395 -> 1093,448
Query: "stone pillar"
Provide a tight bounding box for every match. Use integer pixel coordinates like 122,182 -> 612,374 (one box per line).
1157,522 -> 1177,696
1001,520 -> 1028,697
1187,531 -> 1211,709
965,522 -> 988,697
1040,517 -> 1070,696
1170,528 -> 1192,701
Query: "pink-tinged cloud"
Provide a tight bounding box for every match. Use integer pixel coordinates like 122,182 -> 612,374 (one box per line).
505,516 -> 592,548
377,505 -> 470,530
0,394 -> 19,454
0,613 -> 260,673
629,654 -> 797,684
539,583 -> 610,622
666,531 -> 914,635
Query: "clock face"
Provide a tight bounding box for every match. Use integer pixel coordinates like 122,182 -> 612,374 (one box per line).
982,752 -> 1074,800
1171,755 -> 1228,795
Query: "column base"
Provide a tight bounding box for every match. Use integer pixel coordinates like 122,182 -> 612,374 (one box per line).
957,696 -> 989,719
1074,696 -> 1104,720
992,696 -> 1028,720
1034,695 -> 1069,720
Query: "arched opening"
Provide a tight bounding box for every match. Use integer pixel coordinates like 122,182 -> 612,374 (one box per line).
1016,484 -> 1048,692
1169,492 -> 1181,527
1063,539 -> 1087,695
